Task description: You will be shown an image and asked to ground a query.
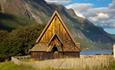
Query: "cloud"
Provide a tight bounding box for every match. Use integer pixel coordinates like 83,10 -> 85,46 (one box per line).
89,13 -> 109,22
66,3 -> 93,18
66,3 -> 93,11
109,0 -> 115,9
66,2 -> 115,28
45,0 -> 71,4
45,0 -> 115,28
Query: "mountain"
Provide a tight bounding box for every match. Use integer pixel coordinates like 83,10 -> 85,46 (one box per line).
0,0 -> 37,31
110,34 -> 115,40
0,0 -> 115,50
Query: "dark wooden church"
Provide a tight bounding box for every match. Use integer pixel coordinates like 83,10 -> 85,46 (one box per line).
30,11 -> 80,60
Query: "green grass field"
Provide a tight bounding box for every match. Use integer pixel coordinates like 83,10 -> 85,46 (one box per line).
1,56 -> 115,70
0,61 -> 115,70
0,62 -> 37,70
0,62 -> 69,70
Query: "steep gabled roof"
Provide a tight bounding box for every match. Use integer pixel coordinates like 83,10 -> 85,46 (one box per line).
48,33 -> 63,45
30,10 -> 80,52
36,11 -> 77,46
30,34 -> 64,52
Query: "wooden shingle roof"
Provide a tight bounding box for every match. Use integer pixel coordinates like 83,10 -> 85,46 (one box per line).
30,10 -> 80,52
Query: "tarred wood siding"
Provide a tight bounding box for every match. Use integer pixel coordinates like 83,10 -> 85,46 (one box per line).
30,51 -> 80,60
30,11 -> 80,60
39,15 -> 75,47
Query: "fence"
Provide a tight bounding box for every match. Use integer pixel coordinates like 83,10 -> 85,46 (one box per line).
113,44 -> 115,58
11,55 -> 30,65
31,55 -> 113,69
11,57 -> 22,65
11,55 -> 114,69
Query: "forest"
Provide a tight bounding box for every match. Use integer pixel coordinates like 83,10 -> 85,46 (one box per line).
0,24 -> 44,62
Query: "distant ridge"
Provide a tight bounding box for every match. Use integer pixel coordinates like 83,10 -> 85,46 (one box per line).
0,0 -> 114,50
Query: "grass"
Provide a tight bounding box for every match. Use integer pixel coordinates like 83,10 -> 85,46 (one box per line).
0,62 -> 37,70
25,55 -> 115,70
0,61 -> 73,70
1,55 -> 115,70
0,61 -> 71,70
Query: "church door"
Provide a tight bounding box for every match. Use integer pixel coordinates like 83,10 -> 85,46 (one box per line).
51,45 -> 59,59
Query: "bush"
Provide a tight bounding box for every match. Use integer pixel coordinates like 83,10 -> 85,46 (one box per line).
0,24 -> 44,62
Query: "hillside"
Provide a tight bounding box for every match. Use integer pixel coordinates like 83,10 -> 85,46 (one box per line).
0,0 -> 115,50
110,34 -> 115,40
0,12 -> 34,31
0,0 -> 37,31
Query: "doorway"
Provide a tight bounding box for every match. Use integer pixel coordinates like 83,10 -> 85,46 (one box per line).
51,45 -> 59,58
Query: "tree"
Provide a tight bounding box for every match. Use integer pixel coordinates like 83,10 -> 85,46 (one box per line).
0,24 -> 45,62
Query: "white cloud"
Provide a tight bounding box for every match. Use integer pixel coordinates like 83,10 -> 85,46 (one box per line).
113,23 -> 115,27
109,0 -> 115,9
96,13 -> 109,19
45,0 -> 115,28
45,0 -> 71,4
89,17 -> 98,22
66,3 -> 93,18
66,3 -> 93,12
89,13 -> 109,22
66,2 -> 115,28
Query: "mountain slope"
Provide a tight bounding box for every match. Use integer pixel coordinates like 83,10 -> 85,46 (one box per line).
28,0 -> 114,50
0,12 -> 33,31
110,34 -> 115,40
0,0 -> 114,50
0,0 -> 38,31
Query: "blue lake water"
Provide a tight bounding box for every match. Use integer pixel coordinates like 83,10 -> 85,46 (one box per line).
80,50 -> 112,55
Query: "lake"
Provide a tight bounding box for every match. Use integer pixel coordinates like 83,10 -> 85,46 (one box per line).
80,50 -> 113,55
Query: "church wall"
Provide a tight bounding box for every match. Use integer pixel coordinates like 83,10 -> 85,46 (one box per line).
30,11 -> 80,60
30,51 -> 80,60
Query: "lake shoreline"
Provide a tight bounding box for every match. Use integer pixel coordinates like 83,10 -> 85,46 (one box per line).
80,49 -> 113,55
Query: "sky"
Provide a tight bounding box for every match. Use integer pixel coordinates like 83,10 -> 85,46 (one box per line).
45,0 -> 115,34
